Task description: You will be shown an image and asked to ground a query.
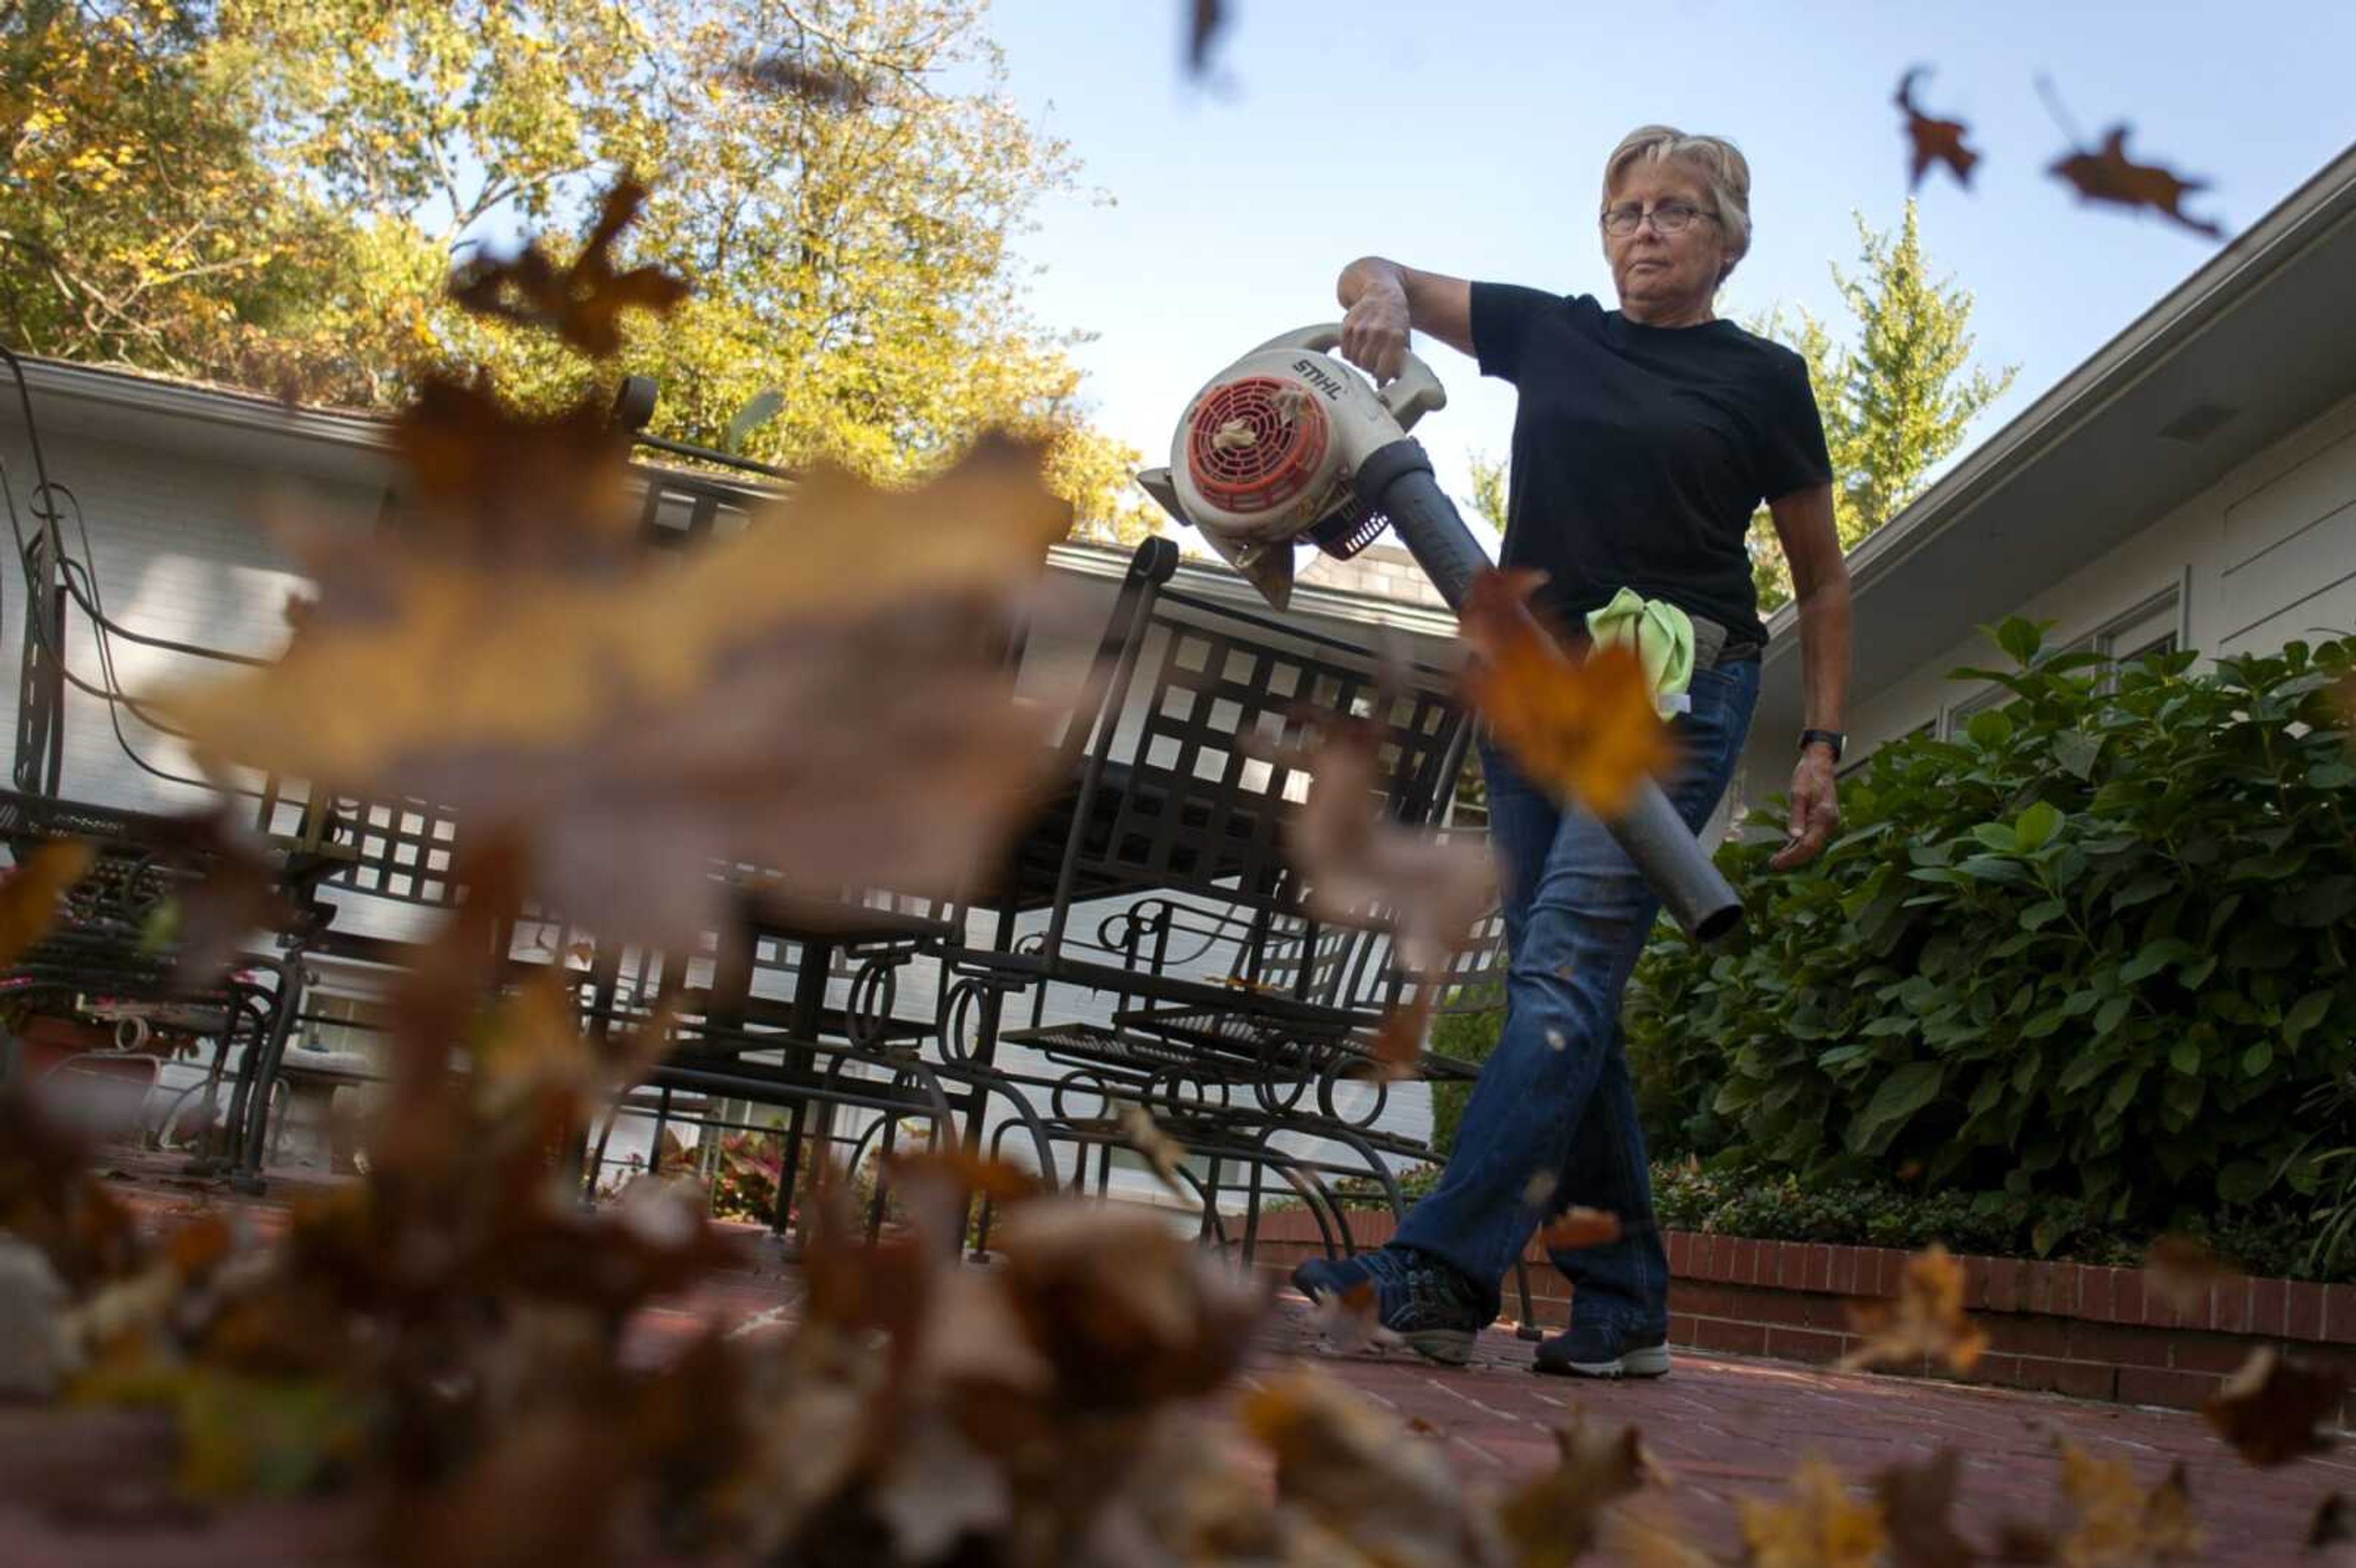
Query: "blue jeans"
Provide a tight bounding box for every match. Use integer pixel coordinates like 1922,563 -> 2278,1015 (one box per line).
1394,656 -> 1760,1329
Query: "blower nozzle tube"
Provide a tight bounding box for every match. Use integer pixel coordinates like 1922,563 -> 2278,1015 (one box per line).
1353,438 -> 1744,943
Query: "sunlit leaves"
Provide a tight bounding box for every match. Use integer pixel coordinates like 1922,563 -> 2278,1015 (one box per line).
1458,570 -> 1673,819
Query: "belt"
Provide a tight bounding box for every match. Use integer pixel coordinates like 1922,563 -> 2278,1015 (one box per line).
1687,613 -> 1761,671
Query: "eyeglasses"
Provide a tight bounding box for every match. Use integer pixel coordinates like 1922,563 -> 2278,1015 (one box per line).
1599,200 -> 1714,238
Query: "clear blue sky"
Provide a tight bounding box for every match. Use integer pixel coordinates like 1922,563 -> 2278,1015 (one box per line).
980,0 -> 2356,545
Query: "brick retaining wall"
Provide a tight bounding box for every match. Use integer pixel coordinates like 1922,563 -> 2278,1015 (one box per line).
1244,1207 -> 2356,1423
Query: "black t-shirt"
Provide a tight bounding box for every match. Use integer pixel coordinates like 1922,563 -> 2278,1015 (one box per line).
1469,283 -> 1831,647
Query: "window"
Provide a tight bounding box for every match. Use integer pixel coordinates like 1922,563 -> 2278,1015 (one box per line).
2093,592 -> 2181,665
1944,587 -> 2184,736
1942,682 -> 2014,739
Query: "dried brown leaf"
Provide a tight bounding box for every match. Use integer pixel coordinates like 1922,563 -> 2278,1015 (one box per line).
1738,1457 -> 1889,1568
2144,1234 -> 2233,1317
1895,68 -> 1979,190
2203,1346 -> 2343,1467
1185,0 -> 1226,75
0,840 -> 95,967
1538,1207 -> 1623,1253
1496,1409 -> 1663,1567
1839,1243 -> 1987,1375
1874,1447 -> 1976,1568
996,1202 -> 1266,1410
2310,1491 -> 2354,1550
447,176 -> 689,357
1458,571 -> 1674,818
0,1085 -> 144,1289
393,1410 -> 636,1568
741,50 -> 869,109
1286,713 -> 1498,976
1244,1368 -> 1499,1568
1367,985 -> 1436,1082
153,811 -> 293,988
159,438 -> 1076,948
2053,1442 -> 2201,1567
1609,1496 -> 1717,1567
2049,126 -> 2223,239
1311,1278 -> 1382,1358
1117,1104 -> 1191,1201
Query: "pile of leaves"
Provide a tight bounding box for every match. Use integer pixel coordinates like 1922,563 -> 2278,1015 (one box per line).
1627,619 -> 2356,1232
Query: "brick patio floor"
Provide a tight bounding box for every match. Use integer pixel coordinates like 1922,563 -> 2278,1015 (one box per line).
16,1156 -> 2349,1566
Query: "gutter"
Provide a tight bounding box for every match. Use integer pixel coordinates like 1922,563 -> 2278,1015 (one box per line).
1763,142 -> 2356,662
2,355 -> 394,453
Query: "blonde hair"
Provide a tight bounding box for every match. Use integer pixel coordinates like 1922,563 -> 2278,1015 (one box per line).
1601,125 -> 1753,282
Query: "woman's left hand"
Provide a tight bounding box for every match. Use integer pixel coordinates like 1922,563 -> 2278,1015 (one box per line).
1771,750 -> 1839,869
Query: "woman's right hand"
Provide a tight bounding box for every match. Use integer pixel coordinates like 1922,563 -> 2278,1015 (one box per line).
1339,275 -> 1412,385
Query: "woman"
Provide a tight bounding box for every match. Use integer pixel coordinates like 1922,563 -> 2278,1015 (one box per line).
1294,125 -> 1851,1377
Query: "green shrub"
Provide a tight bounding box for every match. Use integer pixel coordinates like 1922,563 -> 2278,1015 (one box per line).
1626,620 -> 2356,1231
1426,1005 -> 1504,1158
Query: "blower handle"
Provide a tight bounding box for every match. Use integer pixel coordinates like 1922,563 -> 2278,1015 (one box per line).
1244,324 -> 1446,434
1352,439 -> 1746,944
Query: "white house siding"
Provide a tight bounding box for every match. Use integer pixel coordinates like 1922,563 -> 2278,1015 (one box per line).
1792,386 -> 2356,776
0,423 -> 364,815
1,383 -> 1448,1209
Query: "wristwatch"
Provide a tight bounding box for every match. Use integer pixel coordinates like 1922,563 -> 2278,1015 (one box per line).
1798,728 -> 1846,762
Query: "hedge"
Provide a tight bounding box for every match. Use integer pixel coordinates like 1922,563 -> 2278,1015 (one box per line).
1623,620 -> 2356,1240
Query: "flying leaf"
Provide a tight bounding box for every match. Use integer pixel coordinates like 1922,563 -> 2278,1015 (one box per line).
1894,68 -> 1979,190
2144,1234 -> 2233,1317
1611,1497 -> 1718,1568
0,840 -> 96,967
1310,1278 -> 1383,1357
1185,0 -> 1226,76
1539,1207 -> 1624,1253
1281,712 -> 1498,976
1458,570 -> 1674,818
157,435 -> 1079,948
1117,1105 -> 1191,1201
150,810 -> 294,988
2049,126 -> 2223,240
1496,1409 -> 1665,1568
447,176 -> 690,357
995,1201 -> 1266,1410
2203,1347 -> 2343,1467
1244,1369 -> 1498,1568
1874,1448 -> 1977,1568
1838,1243 -> 1987,1374
2310,1492 -> 2353,1551
1738,1457 -> 1889,1568
740,52 -> 869,110
2052,1442 -> 2202,1566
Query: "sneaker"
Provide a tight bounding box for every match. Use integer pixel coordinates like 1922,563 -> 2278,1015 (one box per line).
1291,1247 -> 1487,1367
1533,1321 -> 1672,1379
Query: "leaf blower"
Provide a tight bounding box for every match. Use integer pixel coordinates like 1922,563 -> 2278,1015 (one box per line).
1136,325 -> 1743,942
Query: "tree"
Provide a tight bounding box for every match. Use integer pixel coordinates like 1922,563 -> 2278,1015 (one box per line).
0,0 -> 1155,538
1747,199 -> 2015,609
1463,449 -> 1509,536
